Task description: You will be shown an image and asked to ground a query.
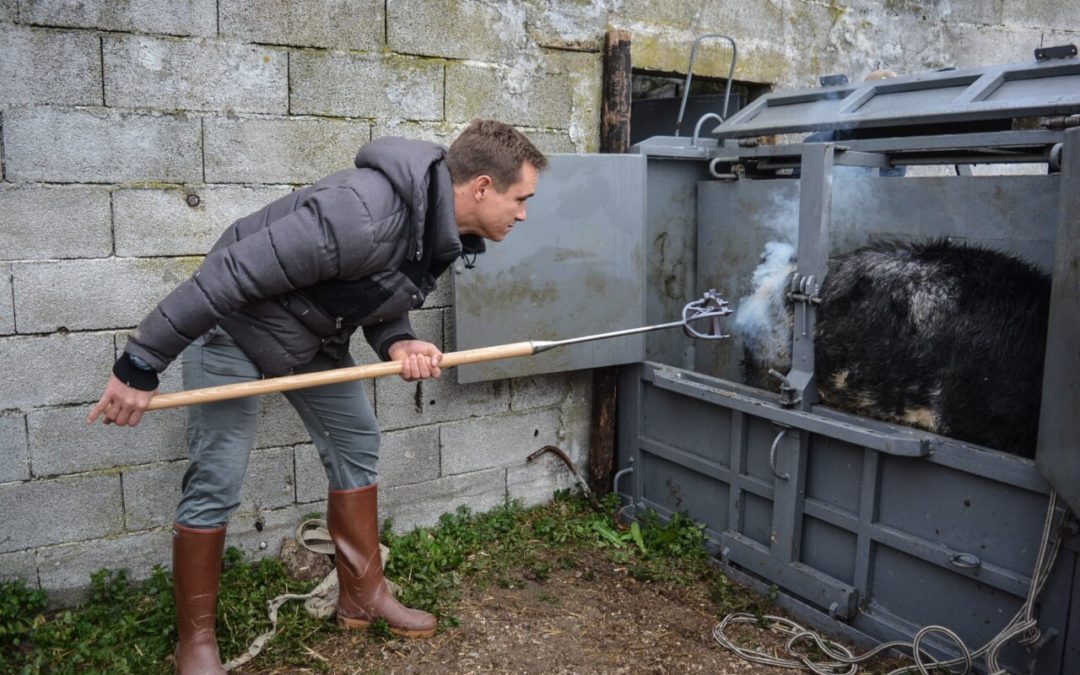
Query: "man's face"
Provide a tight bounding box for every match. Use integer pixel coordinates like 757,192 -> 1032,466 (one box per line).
473,162 -> 539,242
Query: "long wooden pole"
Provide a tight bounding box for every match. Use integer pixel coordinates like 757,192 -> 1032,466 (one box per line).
146,341 -> 536,411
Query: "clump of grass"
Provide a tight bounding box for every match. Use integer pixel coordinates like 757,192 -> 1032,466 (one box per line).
0,549 -> 330,673
1,489 -> 764,672
381,490 -> 737,624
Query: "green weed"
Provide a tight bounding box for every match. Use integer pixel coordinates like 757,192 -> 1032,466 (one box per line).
1,489 -> 763,672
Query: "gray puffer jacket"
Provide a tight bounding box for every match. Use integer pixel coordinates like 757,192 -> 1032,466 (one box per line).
124,137 -> 469,377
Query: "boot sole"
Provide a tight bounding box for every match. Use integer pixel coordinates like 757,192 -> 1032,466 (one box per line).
337,614 -> 437,639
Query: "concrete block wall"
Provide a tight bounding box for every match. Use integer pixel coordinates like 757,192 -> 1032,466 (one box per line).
1,0 -> 1074,605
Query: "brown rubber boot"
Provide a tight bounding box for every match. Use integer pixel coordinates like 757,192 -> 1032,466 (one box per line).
172,523 -> 227,674
327,485 -> 437,638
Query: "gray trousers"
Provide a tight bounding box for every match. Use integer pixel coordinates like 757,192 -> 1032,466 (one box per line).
176,326 -> 380,527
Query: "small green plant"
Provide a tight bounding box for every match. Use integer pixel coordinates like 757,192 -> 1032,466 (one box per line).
0,550 -> 328,674
366,617 -> 394,641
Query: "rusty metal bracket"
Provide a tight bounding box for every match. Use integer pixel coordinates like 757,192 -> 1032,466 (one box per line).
527,445 -> 599,507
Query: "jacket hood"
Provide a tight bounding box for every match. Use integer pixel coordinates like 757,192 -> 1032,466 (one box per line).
354,137 -> 461,263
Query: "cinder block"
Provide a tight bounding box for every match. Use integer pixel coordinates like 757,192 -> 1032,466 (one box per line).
14,257 -> 202,333
426,277 -> 454,309
506,451 -> 578,507
219,0 -> 383,50
27,404 -> 186,477
242,446 -> 296,512
440,408 -> 560,475
1003,1 -> 1075,32
375,365 -> 508,431
228,503 -> 318,560
104,35 -> 287,114
510,372 -> 573,411
122,461 -> 184,531
628,30 -> 757,82
947,0 -> 1004,24
0,0 -> 13,22
542,50 -> 602,154
0,333 -> 113,409
388,0 -> 522,62
294,443 -> 326,503
37,529 -> 170,609
0,413 -> 29,483
0,184 -> 112,260
3,107 -> 201,184
942,23 -> 1071,70
557,372 -> 592,454
123,446 -> 295,530
381,467 -> 506,533
291,51 -> 442,120
372,121 -> 465,145
0,474 -> 123,553
524,3 -> 605,51
380,425 -> 440,487
0,265 -> 12,335
18,0 -> 217,36
0,26 -> 102,106
615,0 -> 700,28
446,63 -> 575,129
114,185 -> 294,257
0,550 -> 37,586
204,117 -> 371,184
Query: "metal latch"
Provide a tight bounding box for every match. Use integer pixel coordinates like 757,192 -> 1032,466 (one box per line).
1035,43 -> 1077,61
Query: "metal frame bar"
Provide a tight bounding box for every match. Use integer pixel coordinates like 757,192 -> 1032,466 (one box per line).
1036,126 -> 1080,515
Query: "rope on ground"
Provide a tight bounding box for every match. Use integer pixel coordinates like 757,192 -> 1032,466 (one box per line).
713,491 -> 1072,675
223,519 -> 340,671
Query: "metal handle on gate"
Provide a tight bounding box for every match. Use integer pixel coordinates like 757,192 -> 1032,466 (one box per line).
769,427 -> 791,480
674,34 -> 738,136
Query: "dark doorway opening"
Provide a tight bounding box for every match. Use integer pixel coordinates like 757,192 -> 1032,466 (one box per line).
630,72 -> 770,145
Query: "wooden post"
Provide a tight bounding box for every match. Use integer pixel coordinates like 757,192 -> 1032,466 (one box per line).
601,31 -> 632,155
589,30 -> 632,496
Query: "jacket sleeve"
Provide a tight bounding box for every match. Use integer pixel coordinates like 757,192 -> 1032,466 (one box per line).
125,186 -> 380,371
362,315 -> 417,361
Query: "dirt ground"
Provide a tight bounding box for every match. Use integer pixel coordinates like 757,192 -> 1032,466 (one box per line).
240,548 -> 906,675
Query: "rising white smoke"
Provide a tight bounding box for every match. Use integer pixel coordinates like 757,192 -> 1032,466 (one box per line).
731,181 -> 800,376
734,240 -> 796,373
732,166 -> 887,377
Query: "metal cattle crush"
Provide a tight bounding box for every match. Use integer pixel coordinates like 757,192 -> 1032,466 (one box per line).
453,52 -> 1080,673
613,55 -> 1080,673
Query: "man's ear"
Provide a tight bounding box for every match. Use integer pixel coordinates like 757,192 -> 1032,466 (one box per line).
474,174 -> 493,199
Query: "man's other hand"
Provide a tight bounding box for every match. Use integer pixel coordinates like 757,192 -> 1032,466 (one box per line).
87,374 -> 157,427
388,340 -> 443,381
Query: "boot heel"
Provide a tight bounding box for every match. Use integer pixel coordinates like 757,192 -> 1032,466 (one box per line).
336,615 -> 436,638
336,614 -> 372,630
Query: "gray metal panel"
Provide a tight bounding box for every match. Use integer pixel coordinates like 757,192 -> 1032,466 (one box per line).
1036,127 -> 1080,515
641,156 -> 711,370
695,174 -> 1060,383
621,361 -> 1071,671
714,58 -> 1080,139
453,154 -> 646,383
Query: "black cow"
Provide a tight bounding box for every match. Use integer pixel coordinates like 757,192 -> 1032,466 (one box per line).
741,239 -> 1051,457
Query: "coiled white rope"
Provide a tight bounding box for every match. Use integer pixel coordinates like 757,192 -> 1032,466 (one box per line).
713,492 -> 1071,675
